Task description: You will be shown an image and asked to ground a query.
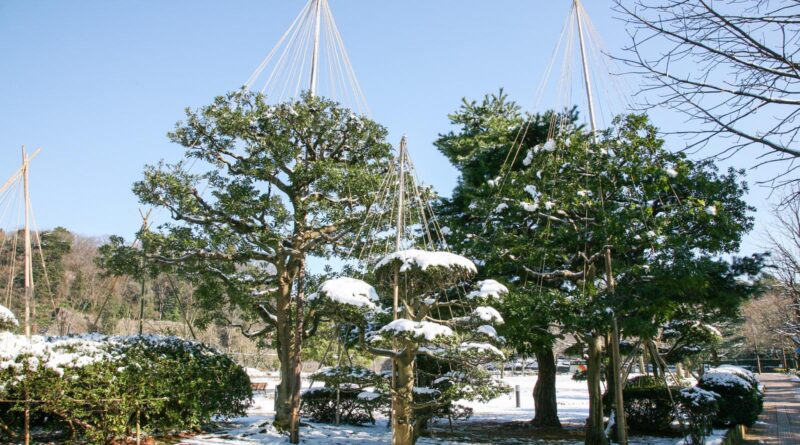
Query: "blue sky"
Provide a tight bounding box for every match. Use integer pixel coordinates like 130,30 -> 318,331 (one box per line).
0,0 -> 781,256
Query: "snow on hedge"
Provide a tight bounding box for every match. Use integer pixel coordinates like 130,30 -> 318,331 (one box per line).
467,280 -> 509,300
376,249 -> 477,274
699,371 -> 752,392
679,387 -> 719,408
0,332 -> 112,377
472,306 -> 504,324
375,319 -> 453,341
0,304 -> 18,329
309,277 -> 380,310
0,333 -> 224,381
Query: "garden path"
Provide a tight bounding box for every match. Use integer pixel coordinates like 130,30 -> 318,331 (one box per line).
744,373 -> 800,445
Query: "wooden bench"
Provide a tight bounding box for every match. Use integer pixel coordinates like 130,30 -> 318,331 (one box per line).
251,381 -> 269,393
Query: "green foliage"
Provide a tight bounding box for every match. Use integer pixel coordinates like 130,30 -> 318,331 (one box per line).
435,91 -> 761,350
300,366 -> 388,425
0,334 -> 251,442
604,375 -> 683,434
698,368 -> 763,427
0,227 -> 73,330
678,387 -> 720,445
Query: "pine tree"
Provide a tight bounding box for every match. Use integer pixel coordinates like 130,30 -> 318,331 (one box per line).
106,90 -> 393,442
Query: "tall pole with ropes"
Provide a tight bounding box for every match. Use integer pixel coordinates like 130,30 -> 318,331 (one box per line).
575,1 -> 627,442
309,0 -> 323,96
391,136 -> 406,445
575,0 -> 598,143
21,147 -> 34,445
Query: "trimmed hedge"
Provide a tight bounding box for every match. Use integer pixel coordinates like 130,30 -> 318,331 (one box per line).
697,366 -> 763,427
0,333 -> 252,443
607,375 -> 682,434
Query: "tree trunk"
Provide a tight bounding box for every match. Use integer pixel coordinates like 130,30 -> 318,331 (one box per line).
393,347 -> 415,445
289,258 -> 306,444
585,334 -> 608,445
532,346 -> 561,427
273,278 -> 294,431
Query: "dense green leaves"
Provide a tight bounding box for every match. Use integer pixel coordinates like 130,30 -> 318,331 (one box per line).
0,334 -> 251,443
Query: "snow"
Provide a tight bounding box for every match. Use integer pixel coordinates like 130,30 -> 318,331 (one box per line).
679,387 -> 719,407
476,325 -> 499,339
521,201 -> 539,212
357,391 -> 382,401
701,324 -> 722,338
466,280 -> 509,300
376,249 -> 477,274
665,167 -> 678,178
524,185 -> 538,198
471,306 -> 504,324
522,150 -> 534,167
0,304 -> 18,328
0,332 -> 112,378
375,319 -> 453,341
544,201 -> 555,210
309,277 -> 380,310
180,374 -> 701,444
412,386 -> 440,395
246,367 -> 269,378
494,203 -> 509,213
459,342 -> 504,358
700,371 -> 752,392
705,205 -> 717,216
543,139 -> 556,152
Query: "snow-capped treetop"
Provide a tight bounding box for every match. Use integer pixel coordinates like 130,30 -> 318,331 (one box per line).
374,319 -> 454,342
376,249 -> 477,275
309,277 -> 380,310
0,304 -> 19,330
467,280 -> 509,300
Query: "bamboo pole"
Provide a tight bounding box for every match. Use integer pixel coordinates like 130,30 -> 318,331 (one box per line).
21,147 -> 32,445
309,0 -> 323,96
137,209 -> 151,336
391,137 -> 407,445
575,0 -> 598,143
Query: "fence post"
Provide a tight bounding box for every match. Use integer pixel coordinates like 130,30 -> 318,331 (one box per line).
515,385 -> 521,408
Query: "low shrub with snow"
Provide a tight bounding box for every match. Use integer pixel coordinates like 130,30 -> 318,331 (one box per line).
0,304 -> 18,331
678,386 -> 720,445
0,333 -> 251,442
300,366 -> 388,425
608,375 -> 684,434
697,366 -> 762,427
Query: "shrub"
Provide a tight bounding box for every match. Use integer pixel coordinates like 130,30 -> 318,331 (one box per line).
0,333 -> 252,443
609,375 -> 682,434
698,367 -> 762,427
0,304 -> 18,331
678,387 -> 719,445
300,366 -> 388,425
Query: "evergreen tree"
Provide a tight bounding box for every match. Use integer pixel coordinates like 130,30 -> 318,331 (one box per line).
436,91 -> 761,444
104,90 -> 393,442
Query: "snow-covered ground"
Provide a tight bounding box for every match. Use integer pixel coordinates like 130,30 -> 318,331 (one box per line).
178,374 -> 723,445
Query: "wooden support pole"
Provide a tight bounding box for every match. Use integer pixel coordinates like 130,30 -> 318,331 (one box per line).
605,247 -> 627,445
